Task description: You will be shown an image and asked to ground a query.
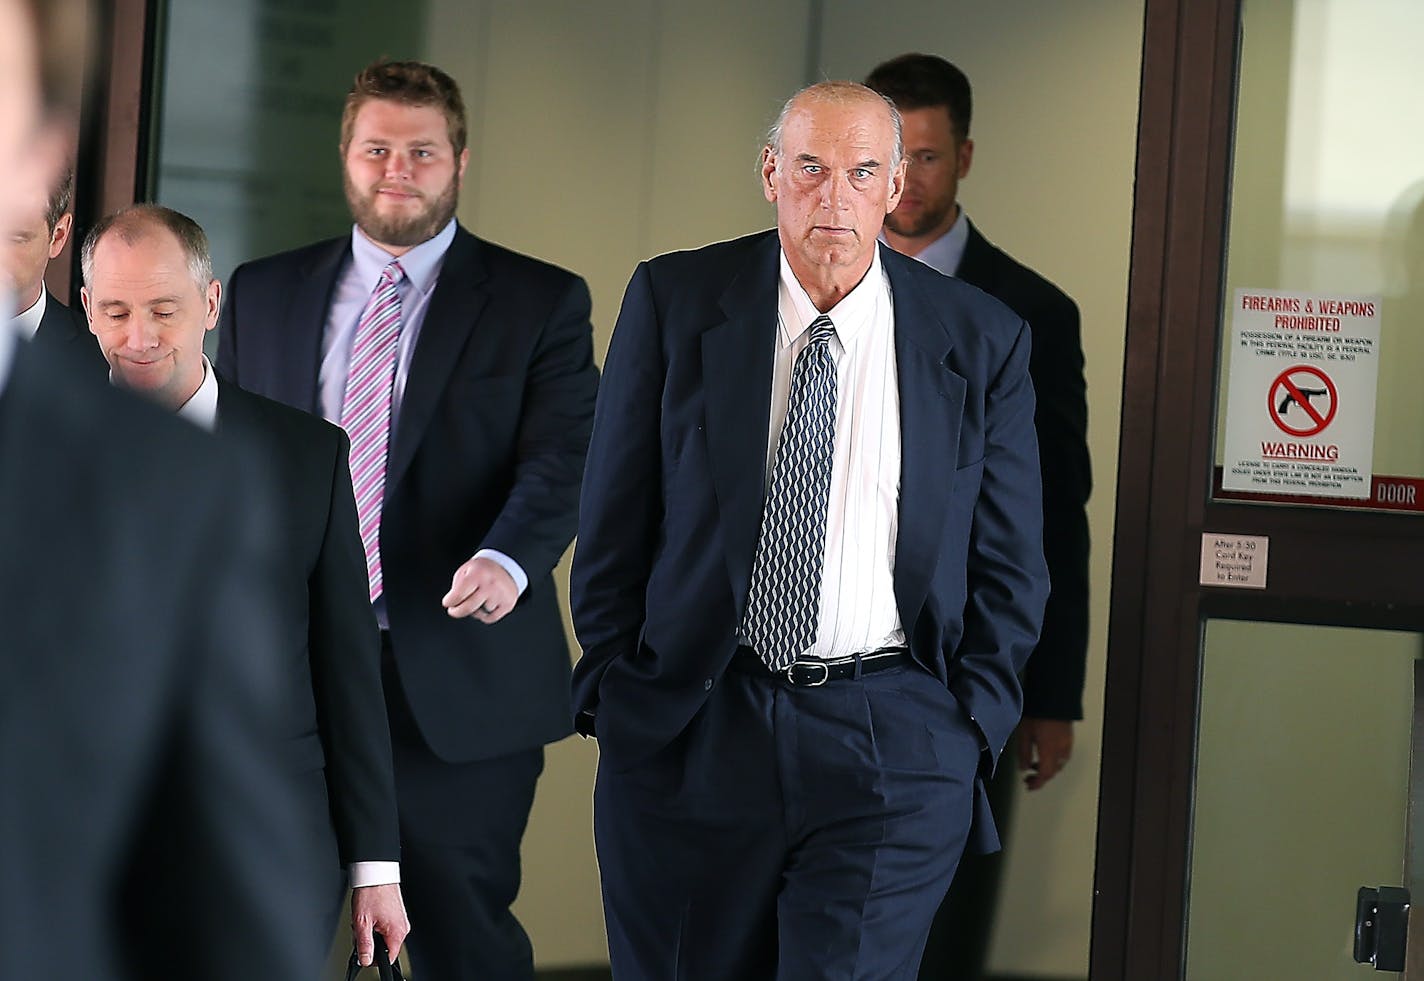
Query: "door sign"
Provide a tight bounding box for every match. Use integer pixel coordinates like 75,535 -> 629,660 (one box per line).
1222,288 -> 1381,499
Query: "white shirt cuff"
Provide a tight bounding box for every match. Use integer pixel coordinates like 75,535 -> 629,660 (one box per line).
474,548 -> 529,596
348,861 -> 401,888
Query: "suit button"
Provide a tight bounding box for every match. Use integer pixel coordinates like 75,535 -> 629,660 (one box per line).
704,678 -> 713,691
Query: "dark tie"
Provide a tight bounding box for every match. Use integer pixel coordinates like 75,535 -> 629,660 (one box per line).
341,260 -> 404,602
741,314 -> 839,671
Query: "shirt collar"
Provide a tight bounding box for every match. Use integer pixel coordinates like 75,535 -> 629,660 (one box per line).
0,316 -> 17,396
10,288 -> 46,341
879,206 -> 969,278
107,353 -> 218,429
350,218 -> 457,297
777,244 -> 887,350
174,354 -> 219,431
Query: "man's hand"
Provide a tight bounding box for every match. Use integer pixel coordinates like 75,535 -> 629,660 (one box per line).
1016,718 -> 1074,791
442,556 -> 518,623
351,883 -> 410,967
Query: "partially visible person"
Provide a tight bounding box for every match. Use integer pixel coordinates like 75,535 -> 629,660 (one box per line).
572,81 -> 1049,979
4,162 -> 103,370
81,203 -> 411,970
219,59 -> 598,980
866,52 -> 1092,981
0,1 -> 327,978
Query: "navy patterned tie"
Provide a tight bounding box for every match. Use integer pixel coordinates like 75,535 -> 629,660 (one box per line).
741,315 -> 838,671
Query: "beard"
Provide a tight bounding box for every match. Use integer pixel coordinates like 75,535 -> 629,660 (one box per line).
883,193 -> 955,239
344,171 -> 460,249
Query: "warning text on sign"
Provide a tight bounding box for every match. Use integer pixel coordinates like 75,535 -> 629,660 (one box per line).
1222,288 -> 1381,500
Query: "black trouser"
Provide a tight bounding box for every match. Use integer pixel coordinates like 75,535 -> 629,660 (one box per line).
596,661 -> 979,980
381,635 -> 544,981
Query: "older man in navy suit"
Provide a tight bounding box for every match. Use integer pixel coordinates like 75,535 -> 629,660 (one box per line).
572,81 -> 1049,980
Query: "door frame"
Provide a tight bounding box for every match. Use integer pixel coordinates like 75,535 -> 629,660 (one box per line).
1094,0 -> 1424,977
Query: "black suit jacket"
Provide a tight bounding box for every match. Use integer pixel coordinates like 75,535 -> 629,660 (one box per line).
955,221 -> 1091,720
0,341 -> 327,979
570,232 -> 1050,853
218,225 -> 599,762
215,376 -> 398,866
32,288 -> 107,377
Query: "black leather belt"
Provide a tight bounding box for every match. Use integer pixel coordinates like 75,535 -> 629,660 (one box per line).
729,646 -> 912,687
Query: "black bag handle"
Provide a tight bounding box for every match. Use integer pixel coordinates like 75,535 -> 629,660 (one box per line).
344,933 -> 405,981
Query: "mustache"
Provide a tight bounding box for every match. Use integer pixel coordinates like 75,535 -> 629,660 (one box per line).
373,183 -> 424,198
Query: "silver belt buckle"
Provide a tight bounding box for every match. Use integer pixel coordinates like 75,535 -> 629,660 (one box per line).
786,660 -> 830,687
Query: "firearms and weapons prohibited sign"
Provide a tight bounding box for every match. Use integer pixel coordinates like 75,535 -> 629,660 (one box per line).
1221,288 -> 1381,499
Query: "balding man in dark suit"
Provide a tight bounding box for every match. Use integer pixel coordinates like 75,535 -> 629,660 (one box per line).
573,81 -> 1049,980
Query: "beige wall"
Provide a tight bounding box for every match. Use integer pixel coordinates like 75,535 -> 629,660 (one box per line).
426,1 -> 1145,972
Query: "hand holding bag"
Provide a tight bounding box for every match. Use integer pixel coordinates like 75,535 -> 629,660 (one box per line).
344,933 -> 405,981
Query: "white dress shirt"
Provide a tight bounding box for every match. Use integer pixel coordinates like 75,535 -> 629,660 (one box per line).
0,314 -> 17,394
174,356 -> 399,889
751,247 -> 905,659
318,220 -> 527,625
11,289 -> 45,341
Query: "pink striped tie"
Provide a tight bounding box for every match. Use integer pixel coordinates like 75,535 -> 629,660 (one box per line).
342,260 -> 403,601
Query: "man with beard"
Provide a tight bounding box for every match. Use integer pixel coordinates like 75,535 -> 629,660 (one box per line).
865,53 -> 1091,981
218,59 -> 599,981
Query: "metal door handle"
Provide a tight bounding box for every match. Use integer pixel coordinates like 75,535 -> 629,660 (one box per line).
1355,885 -> 1409,972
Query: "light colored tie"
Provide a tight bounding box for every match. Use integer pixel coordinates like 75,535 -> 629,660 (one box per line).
741,314 -> 839,670
342,260 -> 404,601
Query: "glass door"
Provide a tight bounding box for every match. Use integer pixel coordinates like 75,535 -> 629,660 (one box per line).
1095,0 -> 1424,977
1186,621 -> 1420,979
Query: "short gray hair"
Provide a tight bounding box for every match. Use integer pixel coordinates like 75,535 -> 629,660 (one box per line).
764,81 -> 904,172
81,204 -> 214,292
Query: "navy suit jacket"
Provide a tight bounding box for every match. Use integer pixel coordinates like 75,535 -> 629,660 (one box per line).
570,231 -> 1049,852
215,377 -> 398,867
218,225 -> 598,763
33,288 -> 107,378
0,341 -> 326,979
957,220 -> 1091,721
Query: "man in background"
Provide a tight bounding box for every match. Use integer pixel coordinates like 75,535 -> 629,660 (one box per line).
219,59 -> 598,980
82,202 -> 411,971
3,162 -> 103,369
0,0 -> 326,977
866,52 -> 1092,980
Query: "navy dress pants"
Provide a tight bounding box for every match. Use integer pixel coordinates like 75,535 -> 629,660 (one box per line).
382,637 -> 544,981
595,662 -> 980,981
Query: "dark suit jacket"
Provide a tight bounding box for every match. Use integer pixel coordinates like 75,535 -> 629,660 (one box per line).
956,221 -> 1091,720
32,287 -> 107,377
215,376 -> 398,867
0,341 -> 327,979
570,231 -> 1050,852
218,225 -> 599,762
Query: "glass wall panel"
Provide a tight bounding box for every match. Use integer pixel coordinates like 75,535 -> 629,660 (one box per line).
1214,0 -> 1424,511
152,0 -> 428,317
1186,620 -> 1419,979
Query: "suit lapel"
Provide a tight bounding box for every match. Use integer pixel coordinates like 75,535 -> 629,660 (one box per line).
284,240 -> 349,415
885,246 -> 967,627
700,234 -> 779,608
387,228 -> 488,494
211,376 -> 244,435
